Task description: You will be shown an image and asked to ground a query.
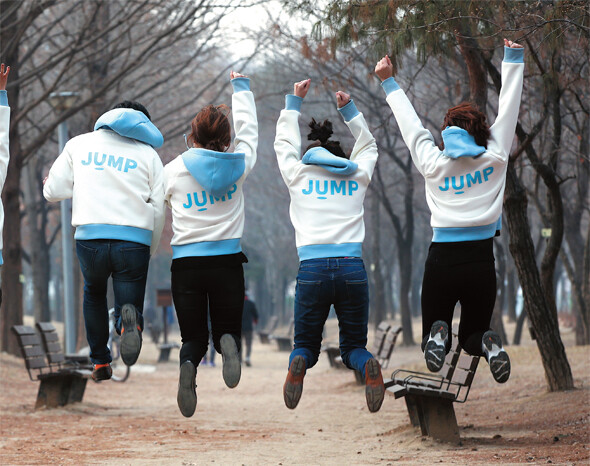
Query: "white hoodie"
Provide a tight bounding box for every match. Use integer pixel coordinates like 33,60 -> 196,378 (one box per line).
43,108 -> 165,254
382,46 -> 524,242
164,77 -> 258,258
0,90 -> 9,266
274,97 -> 379,260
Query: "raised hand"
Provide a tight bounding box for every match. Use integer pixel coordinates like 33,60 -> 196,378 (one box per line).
374,55 -> 393,82
335,91 -> 350,109
230,70 -> 248,79
0,64 -> 10,91
504,38 -> 524,49
294,79 -> 311,99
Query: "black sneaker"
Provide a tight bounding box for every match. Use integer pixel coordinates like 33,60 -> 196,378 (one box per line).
365,358 -> 385,413
120,304 -> 142,366
220,334 -> 241,388
283,355 -> 306,410
424,320 -> 449,372
177,361 -> 197,417
482,330 -> 511,383
92,363 -> 112,381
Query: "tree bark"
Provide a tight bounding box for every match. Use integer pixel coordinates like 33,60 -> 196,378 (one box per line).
504,164 -> 574,391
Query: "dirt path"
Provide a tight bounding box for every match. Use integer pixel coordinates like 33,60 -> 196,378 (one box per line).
1,320 -> 588,465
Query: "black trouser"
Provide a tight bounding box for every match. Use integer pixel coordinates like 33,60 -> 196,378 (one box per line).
420,238 -> 496,357
171,253 -> 246,366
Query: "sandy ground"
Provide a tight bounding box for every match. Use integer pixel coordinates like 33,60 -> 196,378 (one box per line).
0,318 -> 589,465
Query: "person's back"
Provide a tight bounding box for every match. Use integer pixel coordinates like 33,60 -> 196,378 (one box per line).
43,101 -> 165,381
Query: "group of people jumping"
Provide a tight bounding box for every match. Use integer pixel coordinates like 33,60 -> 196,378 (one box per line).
0,37 -> 524,418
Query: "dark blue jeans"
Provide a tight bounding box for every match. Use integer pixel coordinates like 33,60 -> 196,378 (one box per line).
76,239 -> 149,364
290,257 -> 373,377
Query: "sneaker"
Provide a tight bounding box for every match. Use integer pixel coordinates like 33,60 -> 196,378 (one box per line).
365,358 -> 385,413
424,320 -> 449,372
177,361 -> 197,417
92,363 -> 112,381
482,330 -> 511,383
283,355 -> 306,410
220,334 -> 241,388
120,304 -> 142,366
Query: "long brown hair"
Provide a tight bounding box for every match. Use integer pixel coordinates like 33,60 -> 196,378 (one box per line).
305,118 -> 348,159
188,104 -> 231,152
441,102 -> 490,149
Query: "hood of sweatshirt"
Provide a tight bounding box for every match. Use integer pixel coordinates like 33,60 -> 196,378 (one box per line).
441,126 -> 486,159
94,109 -> 164,148
301,147 -> 358,175
181,148 -> 246,198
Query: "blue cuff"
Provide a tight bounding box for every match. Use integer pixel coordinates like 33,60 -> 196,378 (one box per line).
0,90 -> 7,107
285,94 -> 303,112
381,77 -> 400,95
504,46 -> 524,63
231,77 -> 251,93
338,99 -> 360,122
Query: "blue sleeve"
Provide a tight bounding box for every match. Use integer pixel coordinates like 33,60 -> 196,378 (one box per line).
0,90 -> 7,107
231,77 -> 251,93
381,77 -> 401,96
285,94 -> 303,112
338,99 -> 360,122
503,46 -> 524,63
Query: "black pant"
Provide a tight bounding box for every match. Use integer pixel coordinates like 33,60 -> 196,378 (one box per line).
420,239 -> 496,356
171,253 -> 246,366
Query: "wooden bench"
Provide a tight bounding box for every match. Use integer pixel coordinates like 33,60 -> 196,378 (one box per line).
269,319 -> 294,352
258,315 -> 278,344
11,325 -> 93,409
384,332 -> 479,443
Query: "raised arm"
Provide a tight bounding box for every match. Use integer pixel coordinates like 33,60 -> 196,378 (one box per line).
335,91 -> 378,177
0,64 -> 10,191
230,71 -> 258,175
375,56 -> 441,177
274,78 -> 310,185
487,39 -> 525,160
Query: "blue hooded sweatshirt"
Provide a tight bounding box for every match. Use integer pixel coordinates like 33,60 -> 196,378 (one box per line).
441,126 -> 486,159
94,108 -> 164,148
301,147 -> 358,175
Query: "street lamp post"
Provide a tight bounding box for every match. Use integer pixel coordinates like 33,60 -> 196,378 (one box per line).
48,92 -> 79,354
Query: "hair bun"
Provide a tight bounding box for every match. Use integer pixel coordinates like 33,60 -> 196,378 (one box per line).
307,118 -> 333,144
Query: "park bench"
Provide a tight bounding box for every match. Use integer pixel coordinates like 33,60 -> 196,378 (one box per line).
258,315 -> 279,344
35,322 -> 92,369
384,329 -> 480,443
11,325 -> 93,409
269,318 -> 294,352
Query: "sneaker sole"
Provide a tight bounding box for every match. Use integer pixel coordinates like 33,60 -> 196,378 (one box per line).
424,321 -> 448,372
483,331 -> 511,383
284,355 -> 305,410
91,366 -> 113,382
177,361 -> 197,417
120,304 -> 142,366
365,358 -> 385,413
220,334 -> 241,388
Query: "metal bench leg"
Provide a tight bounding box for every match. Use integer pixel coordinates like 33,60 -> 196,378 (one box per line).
420,397 -> 460,443
158,347 -> 172,362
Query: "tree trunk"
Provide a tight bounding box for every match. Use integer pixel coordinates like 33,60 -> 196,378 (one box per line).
504,164 -> 574,391
24,160 -> 51,323
398,244 -> 414,346
370,194 -> 386,326
513,308 -> 526,346
0,2 -> 23,354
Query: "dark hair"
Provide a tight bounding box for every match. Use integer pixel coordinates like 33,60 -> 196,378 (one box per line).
188,104 -> 231,152
440,102 -> 491,149
305,118 -> 348,159
112,100 -> 151,120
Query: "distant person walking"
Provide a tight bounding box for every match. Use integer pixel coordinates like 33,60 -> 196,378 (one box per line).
274,79 -> 384,413
165,71 -> 258,417
0,64 -> 10,307
43,100 -> 165,381
374,38 -> 525,383
241,293 -> 259,366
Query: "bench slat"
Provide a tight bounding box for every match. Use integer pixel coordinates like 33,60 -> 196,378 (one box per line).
26,356 -> 48,370
45,341 -> 62,353
24,346 -> 46,358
